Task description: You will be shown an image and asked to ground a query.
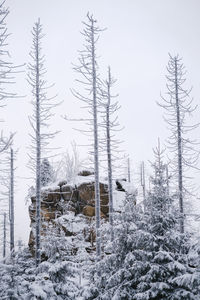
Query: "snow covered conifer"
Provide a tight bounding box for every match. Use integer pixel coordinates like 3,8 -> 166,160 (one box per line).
85,141 -> 199,299
40,158 -> 53,187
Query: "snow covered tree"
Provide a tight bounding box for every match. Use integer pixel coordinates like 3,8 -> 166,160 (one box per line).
71,13 -> 104,259
127,156 -> 131,183
0,239 -> 80,299
28,19 -> 59,266
140,161 -> 146,211
0,1 -> 21,152
158,54 -> 199,234
0,246 -> 36,299
35,223 -> 80,299
0,212 -> 7,261
85,142 -> 199,299
100,66 -> 122,242
9,148 -> 14,256
40,158 -> 53,187
3,212 -> 6,259
52,142 -> 83,183
0,146 -> 16,260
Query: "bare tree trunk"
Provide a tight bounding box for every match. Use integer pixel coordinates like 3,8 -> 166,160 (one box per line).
90,17 -> 101,258
141,161 -> 146,211
166,164 -> 169,196
71,14 -> 103,259
3,212 -> 6,260
174,58 -> 184,233
28,20 -> 60,266
127,157 -> 131,183
106,68 -> 114,242
35,24 -> 41,266
10,148 -> 14,255
158,54 -> 198,235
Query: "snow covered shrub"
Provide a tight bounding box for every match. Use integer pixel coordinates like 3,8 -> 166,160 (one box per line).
41,222 -> 75,262
33,260 -> 79,299
0,248 -> 35,299
39,223 -> 81,299
0,234 -> 80,299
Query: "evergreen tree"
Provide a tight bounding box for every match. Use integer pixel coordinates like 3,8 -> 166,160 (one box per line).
0,238 -> 80,299
40,158 -> 53,187
85,142 -> 199,300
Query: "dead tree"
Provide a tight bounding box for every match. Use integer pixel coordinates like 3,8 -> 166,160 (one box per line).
140,161 -> 146,211
127,157 -> 131,183
100,66 -> 122,242
3,212 -> 6,260
0,145 -> 16,260
0,1 -> 21,151
27,19 -> 59,266
71,13 -> 104,259
158,54 -> 199,233
9,148 -> 14,255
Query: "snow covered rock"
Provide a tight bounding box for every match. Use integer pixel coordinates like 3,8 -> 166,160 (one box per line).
28,177 -> 110,257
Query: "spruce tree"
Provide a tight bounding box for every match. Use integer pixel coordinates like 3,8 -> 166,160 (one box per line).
85,142 -> 199,300
40,158 -> 53,187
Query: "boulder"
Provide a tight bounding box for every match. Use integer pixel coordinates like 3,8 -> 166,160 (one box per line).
83,205 -> 106,218
41,207 -> 56,221
78,170 -> 94,176
61,185 -> 74,201
78,182 -> 109,215
58,180 -> 67,187
78,182 -> 95,206
83,205 -> 95,217
43,188 -> 61,203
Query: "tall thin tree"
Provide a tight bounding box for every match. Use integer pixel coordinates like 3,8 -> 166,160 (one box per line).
28,19 -> 59,266
140,161 -> 146,210
0,0 -> 18,150
71,13 -> 104,258
9,148 -> 14,255
158,54 -> 199,233
127,157 -> 131,183
3,212 -> 6,260
100,67 -> 122,242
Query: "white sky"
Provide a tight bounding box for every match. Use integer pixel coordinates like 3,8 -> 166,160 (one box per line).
1,0 -> 200,244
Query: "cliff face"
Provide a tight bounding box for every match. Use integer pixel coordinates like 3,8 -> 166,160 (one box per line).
28,178 -> 110,256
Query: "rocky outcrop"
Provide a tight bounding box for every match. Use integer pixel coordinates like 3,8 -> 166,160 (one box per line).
28,179 -> 109,255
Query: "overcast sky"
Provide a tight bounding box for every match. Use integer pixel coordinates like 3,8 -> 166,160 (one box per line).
1,0 -> 200,244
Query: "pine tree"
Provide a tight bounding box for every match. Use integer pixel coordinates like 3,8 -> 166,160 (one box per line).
85,142 -> 199,299
40,158 -> 53,187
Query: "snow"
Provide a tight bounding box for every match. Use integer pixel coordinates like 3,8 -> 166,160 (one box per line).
57,211 -> 87,233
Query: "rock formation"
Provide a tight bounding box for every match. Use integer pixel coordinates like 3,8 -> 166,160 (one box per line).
28,179 -> 110,256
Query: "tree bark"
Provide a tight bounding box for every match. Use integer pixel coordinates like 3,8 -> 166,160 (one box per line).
174,57 -> 184,233
3,212 -> 6,260
91,18 -> 101,258
35,22 -> 41,266
10,148 -> 14,255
